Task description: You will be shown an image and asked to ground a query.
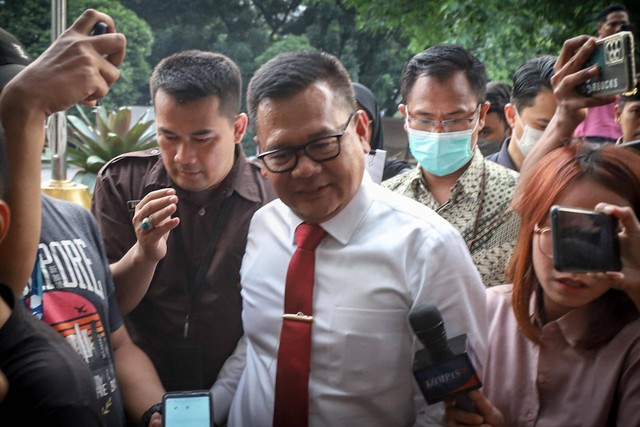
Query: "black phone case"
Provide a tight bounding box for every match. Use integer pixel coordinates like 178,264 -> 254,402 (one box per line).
550,205 -> 622,272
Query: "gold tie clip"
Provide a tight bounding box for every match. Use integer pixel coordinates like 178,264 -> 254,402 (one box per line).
282,312 -> 314,323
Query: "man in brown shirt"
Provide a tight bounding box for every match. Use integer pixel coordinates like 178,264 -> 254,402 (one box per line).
92,50 -> 275,392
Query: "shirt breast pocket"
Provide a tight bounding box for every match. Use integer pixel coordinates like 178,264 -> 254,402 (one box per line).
326,307 -> 408,395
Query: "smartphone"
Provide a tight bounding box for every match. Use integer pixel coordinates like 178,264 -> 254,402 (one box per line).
579,31 -> 637,97
91,21 -> 108,36
162,390 -> 213,427
621,139 -> 640,152
550,205 -> 621,272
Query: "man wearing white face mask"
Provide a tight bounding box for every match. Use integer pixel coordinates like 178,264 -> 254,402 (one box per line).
488,56 -> 557,171
384,45 -> 519,287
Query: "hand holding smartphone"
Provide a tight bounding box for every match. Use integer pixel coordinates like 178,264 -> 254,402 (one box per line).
163,390 -> 213,427
550,205 -> 622,272
579,31 -> 637,97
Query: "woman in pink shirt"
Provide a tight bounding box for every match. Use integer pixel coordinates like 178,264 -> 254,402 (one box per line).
446,142 -> 640,427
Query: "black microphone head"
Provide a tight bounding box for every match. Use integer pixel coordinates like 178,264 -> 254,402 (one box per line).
409,304 -> 446,340
409,304 -> 452,362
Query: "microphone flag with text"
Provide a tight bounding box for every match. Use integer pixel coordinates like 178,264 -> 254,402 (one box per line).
409,304 -> 482,412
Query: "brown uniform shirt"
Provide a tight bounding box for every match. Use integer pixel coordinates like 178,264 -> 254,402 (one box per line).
92,146 -> 276,390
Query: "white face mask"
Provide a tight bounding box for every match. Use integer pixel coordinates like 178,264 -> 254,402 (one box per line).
515,125 -> 544,157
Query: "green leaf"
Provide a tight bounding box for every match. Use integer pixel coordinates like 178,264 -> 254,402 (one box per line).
86,155 -> 107,174
66,104 -> 158,178
71,170 -> 98,194
112,108 -> 132,138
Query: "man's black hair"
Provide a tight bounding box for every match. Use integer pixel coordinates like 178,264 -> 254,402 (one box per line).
511,55 -> 556,112
150,50 -> 242,120
486,82 -> 511,127
598,3 -> 627,22
400,44 -> 487,103
247,50 -> 355,132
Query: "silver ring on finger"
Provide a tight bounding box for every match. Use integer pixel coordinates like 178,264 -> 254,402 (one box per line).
141,217 -> 154,232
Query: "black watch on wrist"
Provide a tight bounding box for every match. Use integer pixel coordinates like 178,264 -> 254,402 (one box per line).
139,402 -> 162,427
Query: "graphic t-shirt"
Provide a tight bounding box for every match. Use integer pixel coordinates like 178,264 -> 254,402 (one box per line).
25,195 -> 125,426
0,283 -> 102,426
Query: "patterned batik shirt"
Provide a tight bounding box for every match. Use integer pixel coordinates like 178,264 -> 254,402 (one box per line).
383,149 -> 520,287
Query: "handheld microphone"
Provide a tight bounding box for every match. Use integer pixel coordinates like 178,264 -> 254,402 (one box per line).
409,304 -> 482,413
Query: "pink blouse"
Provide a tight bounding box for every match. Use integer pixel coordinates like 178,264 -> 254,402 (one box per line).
484,285 -> 640,427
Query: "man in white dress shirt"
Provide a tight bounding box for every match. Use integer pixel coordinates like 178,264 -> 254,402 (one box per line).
212,50 -> 488,426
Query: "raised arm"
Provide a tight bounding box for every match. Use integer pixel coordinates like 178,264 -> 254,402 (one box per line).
520,36 -> 616,183
109,188 -> 180,314
0,9 -> 126,293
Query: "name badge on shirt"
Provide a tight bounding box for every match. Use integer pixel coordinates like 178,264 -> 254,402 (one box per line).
127,200 -> 140,212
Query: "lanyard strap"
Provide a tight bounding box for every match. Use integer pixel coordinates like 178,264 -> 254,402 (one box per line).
173,196 -> 235,338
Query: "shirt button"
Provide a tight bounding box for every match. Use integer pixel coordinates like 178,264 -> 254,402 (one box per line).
198,208 -> 206,216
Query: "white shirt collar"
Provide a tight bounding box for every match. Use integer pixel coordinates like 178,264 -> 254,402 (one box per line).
286,171 -> 375,246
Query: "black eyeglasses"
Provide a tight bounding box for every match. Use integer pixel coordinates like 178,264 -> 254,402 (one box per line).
257,113 -> 355,173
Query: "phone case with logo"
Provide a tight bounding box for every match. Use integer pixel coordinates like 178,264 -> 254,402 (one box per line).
579,31 -> 637,97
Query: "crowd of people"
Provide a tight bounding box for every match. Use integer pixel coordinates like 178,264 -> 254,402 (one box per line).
0,2 -> 639,427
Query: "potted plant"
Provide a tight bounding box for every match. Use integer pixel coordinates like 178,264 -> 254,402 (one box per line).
66,105 -> 157,192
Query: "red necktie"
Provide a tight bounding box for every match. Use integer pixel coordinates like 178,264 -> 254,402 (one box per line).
273,223 -> 327,427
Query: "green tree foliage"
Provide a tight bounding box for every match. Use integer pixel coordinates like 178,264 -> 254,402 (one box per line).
0,1 -> 53,57
123,0 -> 412,153
256,34 -> 314,64
6,0 -> 637,155
285,0 -> 411,115
344,0 -> 638,82
123,0 -> 271,93
70,0 -> 154,107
